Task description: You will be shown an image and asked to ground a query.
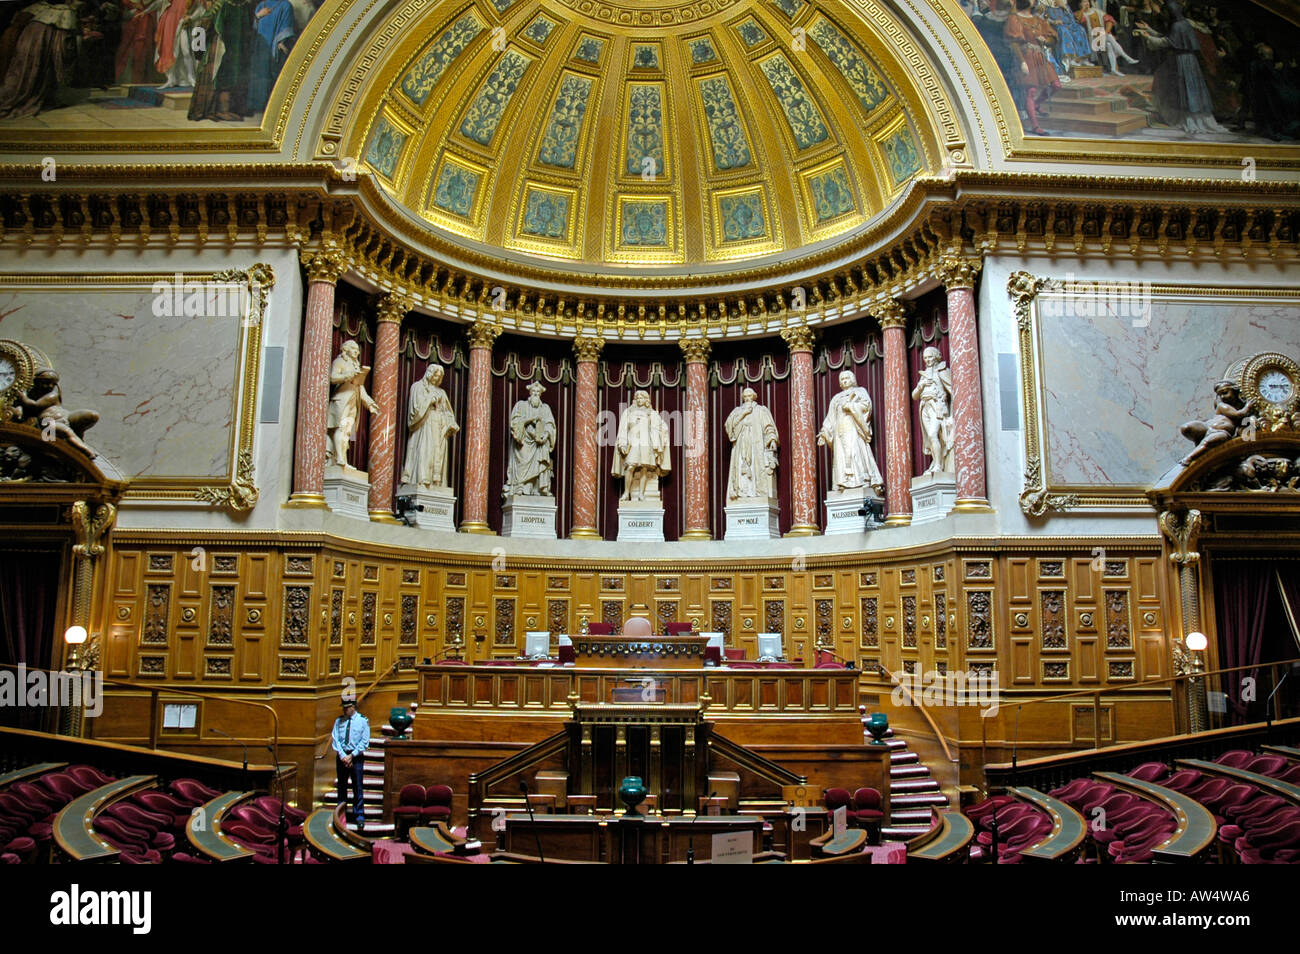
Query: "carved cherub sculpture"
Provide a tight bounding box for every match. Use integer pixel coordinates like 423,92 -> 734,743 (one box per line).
1179,379 -> 1255,467
17,369 -> 99,458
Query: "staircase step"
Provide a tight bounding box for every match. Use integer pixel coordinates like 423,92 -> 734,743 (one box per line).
889,809 -> 934,824
1039,111 -> 1149,135
890,751 -> 919,764
892,779 -> 941,794
882,825 -> 931,840
882,739 -> 907,751
1046,97 -> 1131,116
891,792 -> 949,808
890,765 -> 930,779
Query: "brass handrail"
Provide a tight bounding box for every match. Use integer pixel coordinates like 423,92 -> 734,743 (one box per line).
871,661 -> 958,766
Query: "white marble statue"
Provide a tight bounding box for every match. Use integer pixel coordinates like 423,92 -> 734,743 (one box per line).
400,364 -> 459,489
327,340 -> 379,468
725,387 -> 779,501
817,369 -> 884,495
613,389 -> 671,502
504,381 -> 556,496
912,346 -> 955,475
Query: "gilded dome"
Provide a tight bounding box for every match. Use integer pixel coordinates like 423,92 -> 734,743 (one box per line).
344,0 -> 940,274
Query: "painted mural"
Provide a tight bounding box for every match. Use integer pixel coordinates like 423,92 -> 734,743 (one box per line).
0,0 -> 324,126
957,0 -> 1300,142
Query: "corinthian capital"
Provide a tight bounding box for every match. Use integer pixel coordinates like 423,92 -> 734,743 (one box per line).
573,335 -> 606,362
375,291 -> 414,325
465,319 -> 503,350
935,255 -> 982,291
869,297 -> 909,330
301,245 -> 349,284
780,324 -> 816,354
679,336 -> 711,364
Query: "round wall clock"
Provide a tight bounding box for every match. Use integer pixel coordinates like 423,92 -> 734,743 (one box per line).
1241,352 -> 1300,429
0,340 -> 35,419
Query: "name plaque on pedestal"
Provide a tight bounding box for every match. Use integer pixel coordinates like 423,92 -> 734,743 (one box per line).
824,489 -> 882,535
910,472 -> 957,524
724,498 -> 780,540
617,501 -> 665,542
324,465 -> 370,521
501,495 -> 558,538
396,484 -> 457,532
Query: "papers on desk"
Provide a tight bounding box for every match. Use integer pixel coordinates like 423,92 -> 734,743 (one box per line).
711,830 -> 754,865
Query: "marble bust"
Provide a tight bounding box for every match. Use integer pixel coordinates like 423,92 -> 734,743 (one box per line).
327,340 -> 378,468
400,364 -> 459,489
613,389 -> 671,502
817,369 -> 884,495
912,346 -> 954,475
724,387 -> 779,501
504,381 -> 556,497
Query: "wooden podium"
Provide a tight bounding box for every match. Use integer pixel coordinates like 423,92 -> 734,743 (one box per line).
570,703 -> 709,813
570,634 -> 710,669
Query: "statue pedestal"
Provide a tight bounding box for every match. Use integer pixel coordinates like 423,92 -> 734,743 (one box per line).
324,465 -> 371,521
395,484 -> 457,532
910,472 -> 957,524
724,498 -> 780,540
616,500 -> 665,542
501,495 -> 558,539
824,488 -> 883,535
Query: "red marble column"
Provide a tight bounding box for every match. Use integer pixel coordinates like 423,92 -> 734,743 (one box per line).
781,325 -> 819,535
459,321 -> 501,534
367,292 -> 410,522
875,299 -> 914,524
938,256 -> 989,508
680,337 -> 712,540
289,247 -> 347,506
569,336 -> 604,538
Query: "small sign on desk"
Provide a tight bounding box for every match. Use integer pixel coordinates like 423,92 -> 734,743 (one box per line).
833,805 -> 848,838
711,830 -> 754,865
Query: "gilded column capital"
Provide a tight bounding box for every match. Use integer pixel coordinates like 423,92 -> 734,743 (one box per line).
573,335 -> 606,362
71,500 -> 116,560
1159,508 -> 1202,565
465,320 -> 503,350
679,336 -> 711,364
780,324 -> 817,354
870,297 -> 910,330
935,255 -> 982,291
301,246 -> 348,284
375,291 -> 414,325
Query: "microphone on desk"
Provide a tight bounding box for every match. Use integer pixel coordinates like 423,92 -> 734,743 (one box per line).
686,790 -> 718,866
519,780 -> 546,864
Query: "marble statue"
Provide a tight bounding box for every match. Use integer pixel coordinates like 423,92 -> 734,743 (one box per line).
17,369 -> 99,459
613,389 -> 671,502
912,346 -> 954,475
504,381 -> 556,496
1179,379 -> 1255,467
400,364 -> 459,488
725,387 -> 779,500
327,340 -> 379,468
817,369 -> 884,495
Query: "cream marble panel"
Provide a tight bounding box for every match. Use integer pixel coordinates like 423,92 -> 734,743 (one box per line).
0,286 -> 240,479
1038,292 -> 1300,487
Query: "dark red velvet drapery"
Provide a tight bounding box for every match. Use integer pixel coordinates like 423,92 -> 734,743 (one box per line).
709,339 -> 793,535
0,547 -> 63,729
1213,560 -> 1271,721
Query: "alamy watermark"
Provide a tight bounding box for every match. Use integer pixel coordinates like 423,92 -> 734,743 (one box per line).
0,663 -> 103,717
151,272 -> 254,321
596,402 -> 707,459
1037,273 -> 1152,328
890,668 -> 1000,718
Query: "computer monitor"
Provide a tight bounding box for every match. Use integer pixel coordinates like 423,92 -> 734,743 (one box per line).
756,633 -> 783,662
524,631 -> 551,660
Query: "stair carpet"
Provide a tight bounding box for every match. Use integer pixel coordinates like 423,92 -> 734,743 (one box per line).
320,737 -> 396,836
875,730 -> 949,842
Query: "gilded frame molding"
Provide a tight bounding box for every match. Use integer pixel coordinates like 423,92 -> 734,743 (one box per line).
1009,271 -> 1300,515
0,266 -> 271,510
